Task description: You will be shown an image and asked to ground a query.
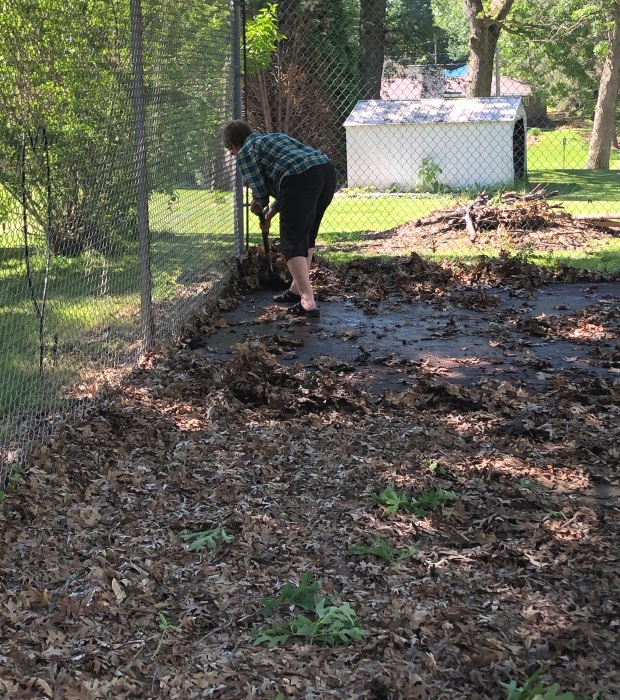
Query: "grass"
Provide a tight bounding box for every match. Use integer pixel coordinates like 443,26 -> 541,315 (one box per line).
0,190 -> 236,416
527,125 -> 620,215
1,126 -> 620,420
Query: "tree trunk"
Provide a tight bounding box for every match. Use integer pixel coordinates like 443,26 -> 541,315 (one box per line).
360,0 -> 388,99
463,0 -> 515,97
586,0 -> 620,169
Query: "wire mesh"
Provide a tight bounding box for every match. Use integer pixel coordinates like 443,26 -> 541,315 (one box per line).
243,5 -> 620,262
0,0 -> 237,482
2,0 -> 620,483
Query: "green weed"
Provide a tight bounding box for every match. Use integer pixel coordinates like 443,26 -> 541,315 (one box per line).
254,599 -> 366,648
181,525 -> 232,552
372,484 -> 458,516
424,458 -> 458,482
348,539 -> 417,564
517,478 -> 544,490
1,464 -> 25,501
501,667 -> 604,700
152,612 -> 179,659
255,573 -> 366,648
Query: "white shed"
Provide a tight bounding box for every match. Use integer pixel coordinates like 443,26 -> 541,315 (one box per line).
344,97 -> 527,191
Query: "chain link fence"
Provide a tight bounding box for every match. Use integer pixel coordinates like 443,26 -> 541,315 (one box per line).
0,0 -> 240,482
2,0 -> 620,483
244,4 -> 620,261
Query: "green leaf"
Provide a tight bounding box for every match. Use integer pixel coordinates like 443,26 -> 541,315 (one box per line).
181,525 -> 232,552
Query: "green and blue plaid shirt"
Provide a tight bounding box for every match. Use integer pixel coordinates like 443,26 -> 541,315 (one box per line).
236,132 -> 330,210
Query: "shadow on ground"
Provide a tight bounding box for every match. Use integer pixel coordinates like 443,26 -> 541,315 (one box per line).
194,281 -> 620,394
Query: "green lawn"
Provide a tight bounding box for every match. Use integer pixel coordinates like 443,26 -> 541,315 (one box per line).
0,190 -> 236,415
2,130 -> 620,417
527,126 -> 620,214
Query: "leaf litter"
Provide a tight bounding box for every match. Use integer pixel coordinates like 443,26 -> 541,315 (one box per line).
0,252 -> 619,699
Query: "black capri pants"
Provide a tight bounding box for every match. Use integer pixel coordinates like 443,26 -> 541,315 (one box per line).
277,161 -> 337,261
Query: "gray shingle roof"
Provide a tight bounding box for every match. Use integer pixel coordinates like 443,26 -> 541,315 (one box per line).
344,97 -> 524,126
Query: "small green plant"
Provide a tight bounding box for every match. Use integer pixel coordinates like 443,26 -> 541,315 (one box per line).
535,510 -> 564,521
518,242 -> 537,264
152,612 -> 179,659
181,525 -> 232,552
258,571 -> 319,617
528,127 -> 542,136
348,539 -> 417,564
372,485 -> 458,516
372,484 -> 413,513
517,478 -> 543,490
416,157 -> 443,193
255,573 -> 366,648
0,464 -> 25,502
501,667 -> 604,700
254,599 -> 366,648
424,458 -> 458,482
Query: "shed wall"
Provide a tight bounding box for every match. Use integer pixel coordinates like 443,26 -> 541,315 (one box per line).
345,122 -> 516,191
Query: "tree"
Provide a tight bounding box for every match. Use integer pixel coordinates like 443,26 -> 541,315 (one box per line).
431,0 -> 469,62
386,0 -> 446,65
500,0 -> 605,114
0,0 -> 231,256
463,0 -> 516,97
586,0 -> 620,168
360,0 -> 389,98
245,4 -> 287,133
245,0 -> 360,172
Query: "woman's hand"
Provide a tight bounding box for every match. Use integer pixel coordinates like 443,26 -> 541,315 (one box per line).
250,200 -> 264,217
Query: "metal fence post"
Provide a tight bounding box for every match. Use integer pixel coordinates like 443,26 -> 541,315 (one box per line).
231,0 -> 245,256
130,0 -> 155,350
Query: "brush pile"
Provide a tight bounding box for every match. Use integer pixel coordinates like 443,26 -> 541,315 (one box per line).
412,186 -> 566,243
349,186 -> 619,256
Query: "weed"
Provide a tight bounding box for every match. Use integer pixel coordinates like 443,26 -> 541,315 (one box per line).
258,571 -> 319,617
372,484 -> 412,513
416,157 -> 443,193
152,612 -> 179,659
517,478 -> 544,490
501,667 -> 604,699
372,484 -> 458,516
254,599 -> 366,648
181,525 -> 232,552
0,464 -> 25,502
424,458 -> 458,482
348,539 -> 417,564
255,573 -> 366,648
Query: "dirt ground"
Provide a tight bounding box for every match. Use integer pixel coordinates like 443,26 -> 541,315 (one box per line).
0,251 -> 619,699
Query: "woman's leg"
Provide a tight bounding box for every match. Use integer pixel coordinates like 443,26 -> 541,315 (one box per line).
288,249 -> 314,296
287,255 -> 316,309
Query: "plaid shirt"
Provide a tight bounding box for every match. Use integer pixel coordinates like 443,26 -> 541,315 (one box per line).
236,132 -> 330,210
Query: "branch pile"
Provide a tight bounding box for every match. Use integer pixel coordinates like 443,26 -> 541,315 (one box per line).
413,186 -> 573,243
350,186 -> 619,256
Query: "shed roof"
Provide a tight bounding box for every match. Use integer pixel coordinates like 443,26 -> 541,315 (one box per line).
344,97 -> 524,126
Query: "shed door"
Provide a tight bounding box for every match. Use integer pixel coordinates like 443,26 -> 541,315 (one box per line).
513,118 -> 526,179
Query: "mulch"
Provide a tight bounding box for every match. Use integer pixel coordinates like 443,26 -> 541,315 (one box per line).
0,243 -> 619,698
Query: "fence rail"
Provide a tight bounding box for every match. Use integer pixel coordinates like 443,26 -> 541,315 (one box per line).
2,0 -> 619,483
0,0 -> 241,481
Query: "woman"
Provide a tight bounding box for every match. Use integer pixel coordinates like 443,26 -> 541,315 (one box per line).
223,119 -> 337,317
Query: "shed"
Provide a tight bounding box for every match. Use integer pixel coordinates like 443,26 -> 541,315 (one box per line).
344,97 -> 527,192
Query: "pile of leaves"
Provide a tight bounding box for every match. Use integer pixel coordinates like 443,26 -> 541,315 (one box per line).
340,189 -> 619,256
0,256 -> 619,699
